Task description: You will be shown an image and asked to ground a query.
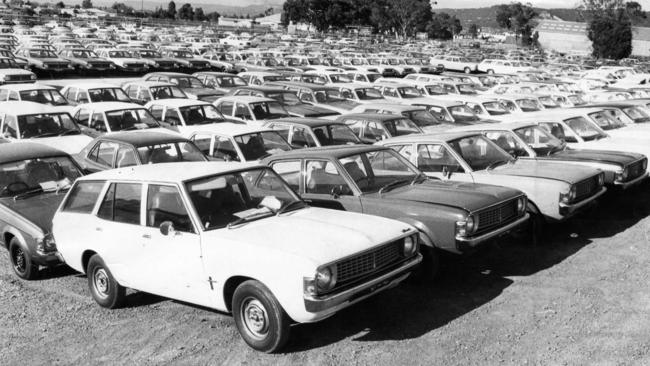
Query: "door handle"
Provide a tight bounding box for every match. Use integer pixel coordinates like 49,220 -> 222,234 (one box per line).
142,234 -> 151,239
95,227 -> 102,232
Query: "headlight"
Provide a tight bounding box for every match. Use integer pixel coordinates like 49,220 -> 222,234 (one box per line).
559,185 -> 576,204
315,265 -> 337,292
86,63 -> 92,68
517,196 -> 527,214
68,64 -> 74,69
154,63 -> 160,68
36,233 -> 56,254
402,235 -> 418,256
109,64 -> 116,69
615,168 -> 628,182
597,172 -> 604,186
42,64 -> 48,69
456,214 -> 477,237
643,159 -> 648,171
30,74 -> 36,80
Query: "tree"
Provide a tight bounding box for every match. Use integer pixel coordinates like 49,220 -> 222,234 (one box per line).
468,23 -> 479,38
167,0 -> 176,19
81,0 -> 92,9
584,0 -> 632,59
389,0 -> 432,38
626,1 -> 646,20
281,0 -> 308,26
426,12 -> 460,40
55,1 -> 65,8
206,11 -> 220,22
193,7 -> 205,21
112,2 -> 134,15
178,3 -> 193,20
495,2 -> 538,46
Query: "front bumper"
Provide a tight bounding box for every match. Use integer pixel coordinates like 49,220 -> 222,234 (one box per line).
614,172 -> 648,189
559,187 -> 607,218
33,250 -> 63,267
456,213 -> 530,251
303,254 -> 422,314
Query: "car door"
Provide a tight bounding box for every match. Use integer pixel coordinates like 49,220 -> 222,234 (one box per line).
140,183 -> 206,304
300,159 -> 363,212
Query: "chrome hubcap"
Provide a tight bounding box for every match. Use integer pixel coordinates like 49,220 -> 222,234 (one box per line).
241,297 -> 269,339
93,268 -> 109,298
13,248 -> 25,273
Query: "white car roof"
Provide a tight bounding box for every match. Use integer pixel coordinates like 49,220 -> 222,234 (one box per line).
215,96 -> 275,104
0,101 -> 67,115
78,161 -> 260,184
188,122 -> 273,137
74,101 -> 144,112
145,98 -> 212,108
61,82 -> 122,90
0,83 -> 55,91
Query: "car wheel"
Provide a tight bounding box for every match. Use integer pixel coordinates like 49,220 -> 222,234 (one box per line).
87,255 -> 125,309
232,280 -> 290,353
528,210 -> 546,246
487,69 -> 495,74
464,67 -> 471,74
412,245 -> 440,282
9,238 -> 38,280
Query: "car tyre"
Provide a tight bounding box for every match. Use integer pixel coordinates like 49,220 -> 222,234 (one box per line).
487,69 -> 495,74
9,238 -> 38,280
87,255 -> 125,309
464,67 -> 471,74
232,280 -> 290,353
411,245 -> 440,282
528,211 -> 545,246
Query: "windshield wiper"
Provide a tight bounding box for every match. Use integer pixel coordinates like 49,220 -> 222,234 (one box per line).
276,200 -> 307,215
378,179 -> 410,194
59,129 -> 80,136
13,187 -> 44,200
227,210 -> 274,228
34,132 -> 59,138
486,159 -> 511,170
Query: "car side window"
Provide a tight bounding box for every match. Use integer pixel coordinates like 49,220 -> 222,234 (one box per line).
267,124 -> 290,141
7,91 -> 18,101
364,121 -> 388,140
149,105 -> 164,120
115,145 -> 138,168
234,103 -> 252,120
74,108 -> 90,127
416,144 -> 464,173
305,160 -> 351,195
97,183 -> 142,225
540,122 -> 578,142
291,126 -> 317,148
146,184 -> 193,233
0,90 -> 7,100
62,181 -> 105,213
64,87 -> 77,101
218,101 -> 234,116
2,114 -> 17,138
125,85 -> 138,99
89,141 -> 118,167
212,135 -> 239,161
270,160 -> 301,192
164,108 -> 181,125
89,112 -> 107,131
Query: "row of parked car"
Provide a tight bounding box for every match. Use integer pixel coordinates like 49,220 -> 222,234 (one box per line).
3,39 -> 650,353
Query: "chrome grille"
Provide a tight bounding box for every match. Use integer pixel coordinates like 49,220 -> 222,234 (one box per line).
5,74 -> 31,81
46,62 -> 67,69
126,63 -> 145,69
335,241 -> 402,284
476,199 -> 518,234
575,176 -> 598,202
627,158 -> 646,180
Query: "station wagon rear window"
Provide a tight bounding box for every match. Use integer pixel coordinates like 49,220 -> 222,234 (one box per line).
0,156 -> 82,198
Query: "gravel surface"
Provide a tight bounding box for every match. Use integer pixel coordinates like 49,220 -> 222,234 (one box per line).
2,183 -> 650,365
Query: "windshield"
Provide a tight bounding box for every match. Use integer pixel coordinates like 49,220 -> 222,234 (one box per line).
215,76 -> 247,87
483,101 -> 509,115
312,124 -> 361,145
568,95 -> 586,105
328,73 -> 351,83
397,87 -> 421,98
449,105 -> 480,122
151,86 -> 187,99
105,109 -> 160,131
179,105 -> 224,125
458,84 -> 477,95
137,142 -> 206,164
514,125 -> 564,156
250,101 -> 290,119
538,96 -> 560,108
300,75 -> 327,84
234,131 -> 292,160
0,156 -> 82,197
71,50 -> 97,58
623,106 -> 650,123
314,90 -> 345,103
88,88 -> 131,102
355,87 -> 383,100
563,117 -> 607,141
108,51 -> 130,58
383,118 -> 422,136
29,50 -> 57,58
425,85 -> 446,95
367,73 -> 382,82
588,111 -> 626,130
186,168 -> 302,230
516,98 -> 542,112
172,51 -> 193,58
17,113 -> 80,138
138,50 -> 161,58
267,91 -> 301,105
405,110 -> 440,127
448,135 -> 514,171
172,77 -> 204,89
20,89 -> 68,106
337,149 -> 419,194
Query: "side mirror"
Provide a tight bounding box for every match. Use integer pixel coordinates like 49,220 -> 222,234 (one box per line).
160,221 -> 175,236
442,164 -> 459,178
330,185 -> 342,199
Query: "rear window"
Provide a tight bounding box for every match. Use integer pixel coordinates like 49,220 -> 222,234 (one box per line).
62,181 -> 104,213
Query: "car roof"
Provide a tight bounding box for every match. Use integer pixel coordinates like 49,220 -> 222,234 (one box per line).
62,82 -> 121,90
231,85 -> 288,93
380,131 -> 482,144
123,81 -> 176,88
146,98 -> 211,107
78,101 -> 144,112
0,83 -> 55,91
353,103 -> 423,112
216,95 -> 275,103
451,121 -> 537,132
144,72 -> 195,78
0,141 -> 69,163
337,113 -> 406,121
269,117 -> 346,127
78,161 -> 259,184
0,101 -> 67,114
265,144 -> 388,160
93,131 -> 190,147
188,122 -> 272,136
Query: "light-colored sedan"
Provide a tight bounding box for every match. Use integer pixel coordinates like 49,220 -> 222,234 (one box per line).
52,162 -> 421,352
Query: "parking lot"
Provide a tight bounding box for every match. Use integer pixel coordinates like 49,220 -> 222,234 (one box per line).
2,182 -> 649,365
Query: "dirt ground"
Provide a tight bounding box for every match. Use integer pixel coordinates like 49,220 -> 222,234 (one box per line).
2,183 -> 650,366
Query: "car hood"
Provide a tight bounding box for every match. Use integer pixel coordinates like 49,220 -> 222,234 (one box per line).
286,103 -> 339,117
0,192 -> 66,232
21,135 -> 92,155
36,58 -> 69,63
322,100 -> 359,110
112,57 -> 144,64
488,159 -> 599,183
204,207 -> 413,265
183,87 -> 219,96
369,179 -> 522,212
542,149 -> 643,166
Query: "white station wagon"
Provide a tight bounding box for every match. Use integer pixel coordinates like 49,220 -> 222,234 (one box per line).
52,162 -> 421,352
